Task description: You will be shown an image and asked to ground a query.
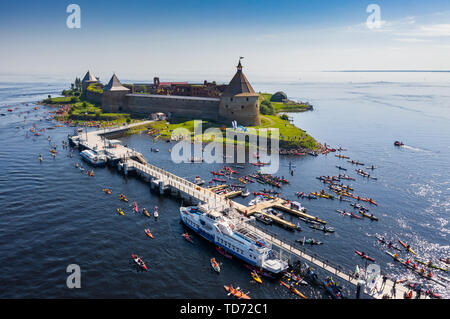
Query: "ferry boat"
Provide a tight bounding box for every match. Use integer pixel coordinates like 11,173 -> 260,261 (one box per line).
180,205 -> 289,275
80,150 -> 106,166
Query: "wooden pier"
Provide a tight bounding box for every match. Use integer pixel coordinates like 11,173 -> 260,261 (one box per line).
68,124 -> 430,299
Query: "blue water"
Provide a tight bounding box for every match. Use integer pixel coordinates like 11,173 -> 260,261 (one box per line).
0,76 -> 449,298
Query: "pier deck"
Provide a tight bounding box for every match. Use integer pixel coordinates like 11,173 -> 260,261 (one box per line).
69,123 -> 429,299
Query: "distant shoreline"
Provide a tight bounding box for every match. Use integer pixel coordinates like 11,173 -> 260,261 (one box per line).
323,70 -> 450,73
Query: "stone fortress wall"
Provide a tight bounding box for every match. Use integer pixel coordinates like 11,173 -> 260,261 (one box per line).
82,60 -> 261,126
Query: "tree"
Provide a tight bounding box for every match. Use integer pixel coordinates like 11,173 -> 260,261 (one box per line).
280,114 -> 289,121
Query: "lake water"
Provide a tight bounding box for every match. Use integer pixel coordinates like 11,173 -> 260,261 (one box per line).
0,73 -> 449,298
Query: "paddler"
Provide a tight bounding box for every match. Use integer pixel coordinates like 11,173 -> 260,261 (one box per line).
428,271 -> 433,278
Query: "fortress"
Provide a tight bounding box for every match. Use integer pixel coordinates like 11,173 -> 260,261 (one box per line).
81,60 -> 261,126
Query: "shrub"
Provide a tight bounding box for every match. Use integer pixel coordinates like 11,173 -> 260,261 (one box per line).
260,100 -> 275,115
70,96 -> 80,103
279,114 -> 289,121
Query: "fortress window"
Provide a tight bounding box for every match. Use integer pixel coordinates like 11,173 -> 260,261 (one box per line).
226,105 -> 228,108
230,98 -> 233,102
231,111 -> 234,114
246,97 -> 249,101
241,105 -> 244,109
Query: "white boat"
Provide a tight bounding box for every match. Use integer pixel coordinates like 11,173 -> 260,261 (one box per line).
180,205 -> 289,275
248,196 -> 266,206
154,206 -> 159,218
194,176 -> 205,186
80,150 -> 106,166
241,189 -> 250,197
290,201 -> 306,213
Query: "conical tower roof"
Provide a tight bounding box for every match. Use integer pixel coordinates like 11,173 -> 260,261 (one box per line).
82,70 -> 97,83
222,60 -> 257,96
103,74 -> 129,92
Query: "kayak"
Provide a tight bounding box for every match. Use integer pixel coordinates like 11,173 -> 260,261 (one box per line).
144,229 -> 154,239
359,211 -> 378,221
131,254 -> 148,271
182,233 -> 193,243
398,239 -> 417,255
251,271 -> 262,284
355,250 -> 375,262
211,258 -> 221,273
102,188 -> 112,194
414,259 -> 448,272
280,280 -> 307,299
119,195 -> 128,202
142,208 -> 150,217
309,224 -> 335,233
224,285 -> 250,299
407,283 -> 442,299
323,277 -> 344,299
117,208 -> 124,216
336,166 -> 347,171
385,251 -> 446,287
439,258 -> 450,265
216,246 -> 232,259
296,237 -> 323,245
375,236 -> 402,251
283,271 -> 308,285
132,202 -> 139,213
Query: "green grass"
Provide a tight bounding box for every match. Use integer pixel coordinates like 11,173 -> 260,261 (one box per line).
259,92 -> 312,113
42,96 -> 77,104
144,117 -> 318,150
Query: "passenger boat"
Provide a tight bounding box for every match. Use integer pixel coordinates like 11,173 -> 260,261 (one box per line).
180,205 -> 289,275
80,149 -> 106,166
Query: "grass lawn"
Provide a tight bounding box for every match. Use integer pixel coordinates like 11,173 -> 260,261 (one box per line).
259,92 -> 312,113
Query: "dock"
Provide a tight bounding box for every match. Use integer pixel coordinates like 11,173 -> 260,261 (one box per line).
68,123 -> 430,299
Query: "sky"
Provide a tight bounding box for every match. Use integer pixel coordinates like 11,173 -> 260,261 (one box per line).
1,0 -> 450,82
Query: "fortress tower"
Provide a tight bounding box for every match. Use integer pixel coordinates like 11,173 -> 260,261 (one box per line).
81,70 -> 98,99
219,60 -> 260,126
101,74 -> 130,113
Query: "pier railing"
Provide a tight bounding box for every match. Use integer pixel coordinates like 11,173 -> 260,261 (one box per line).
246,221 -> 357,283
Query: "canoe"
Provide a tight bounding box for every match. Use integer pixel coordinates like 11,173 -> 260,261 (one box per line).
224,285 -> 250,299
211,258 -> 221,273
309,225 -> 335,233
131,254 -> 148,271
